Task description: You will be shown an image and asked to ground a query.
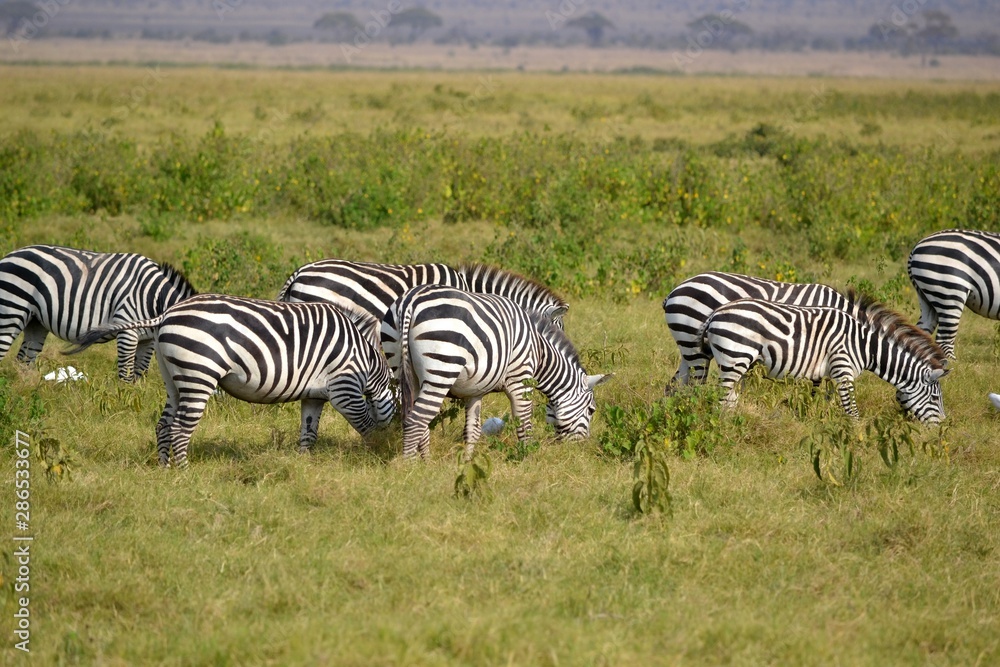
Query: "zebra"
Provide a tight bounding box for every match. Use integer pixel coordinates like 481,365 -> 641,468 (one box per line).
907,229 -> 1000,358
67,295 -> 395,468
0,244 -> 196,381
384,285 -> 610,460
276,258 -> 569,329
663,271 -> 852,388
698,294 -> 948,423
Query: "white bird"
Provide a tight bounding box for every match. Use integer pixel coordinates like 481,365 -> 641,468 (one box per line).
989,393 -> 1000,410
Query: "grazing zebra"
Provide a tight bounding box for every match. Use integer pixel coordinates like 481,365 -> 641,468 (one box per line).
907,229 -> 1000,358
68,295 -> 394,467
385,285 -> 609,460
698,295 -> 948,423
276,258 -> 569,328
0,245 -> 196,381
663,271 -> 851,387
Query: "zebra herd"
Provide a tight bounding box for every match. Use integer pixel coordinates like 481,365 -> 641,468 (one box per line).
2,228 -> 1000,466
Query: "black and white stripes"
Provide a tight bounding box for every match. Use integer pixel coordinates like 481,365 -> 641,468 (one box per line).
69,294 -> 394,467
663,271 -> 851,387
386,285 -> 609,459
699,295 -> 948,423
0,244 -> 196,381
277,258 -> 569,326
907,229 -> 1000,358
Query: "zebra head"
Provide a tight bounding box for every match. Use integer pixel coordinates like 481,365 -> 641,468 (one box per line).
360,354 -> 395,431
545,372 -> 613,439
342,307 -> 396,430
895,367 -> 948,424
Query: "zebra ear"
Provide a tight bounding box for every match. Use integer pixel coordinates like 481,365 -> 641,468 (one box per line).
549,305 -> 569,319
930,367 -> 949,381
586,373 -> 614,389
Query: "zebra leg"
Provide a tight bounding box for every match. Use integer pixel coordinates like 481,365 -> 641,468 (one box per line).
504,386 -> 534,443
716,359 -> 753,408
15,319 -> 48,365
402,383 -> 452,460
933,306 -> 964,359
168,391 -> 212,469
833,378 -> 859,419
155,357 -> 179,467
297,398 -> 326,454
0,309 -> 29,364
462,396 -> 483,461
115,329 -> 141,382
133,340 -> 155,379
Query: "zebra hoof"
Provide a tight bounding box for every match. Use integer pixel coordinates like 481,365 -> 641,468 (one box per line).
297,446 -> 312,455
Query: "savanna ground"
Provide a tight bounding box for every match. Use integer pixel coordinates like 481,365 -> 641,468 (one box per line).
1,64 -> 999,665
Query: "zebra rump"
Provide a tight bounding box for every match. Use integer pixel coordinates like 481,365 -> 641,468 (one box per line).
697,293 -> 948,423
907,228 -> 1000,358
663,271 -> 850,388
388,285 -> 608,460
0,244 -> 196,381
67,295 -> 394,467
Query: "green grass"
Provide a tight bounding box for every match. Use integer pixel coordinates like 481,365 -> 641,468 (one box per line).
1,67 -> 1000,665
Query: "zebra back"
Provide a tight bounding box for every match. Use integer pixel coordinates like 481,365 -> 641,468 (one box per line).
459,263 -> 569,327
276,258 -> 465,320
0,245 -> 194,343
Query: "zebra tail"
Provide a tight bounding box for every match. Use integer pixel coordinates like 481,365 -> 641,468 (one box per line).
398,304 -> 417,419
696,316 -> 713,357
275,273 -> 297,301
63,315 -> 165,356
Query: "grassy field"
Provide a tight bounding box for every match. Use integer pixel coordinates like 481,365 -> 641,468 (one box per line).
1,66 -> 1000,665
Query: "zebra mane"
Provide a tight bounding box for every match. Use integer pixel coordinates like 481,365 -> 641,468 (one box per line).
847,290 -> 947,370
334,304 -> 381,348
528,310 -> 580,365
159,263 -> 198,298
459,263 -> 569,309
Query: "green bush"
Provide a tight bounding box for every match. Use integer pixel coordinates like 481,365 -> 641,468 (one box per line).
182,231 -> 293,298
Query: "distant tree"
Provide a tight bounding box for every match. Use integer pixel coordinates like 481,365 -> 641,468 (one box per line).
392,7 -> 443,42
0,1 -> 37,36
314,12 -> 363,39
917,9 -> 958,63
686,13 -> 753,49
566,12 -> 615,46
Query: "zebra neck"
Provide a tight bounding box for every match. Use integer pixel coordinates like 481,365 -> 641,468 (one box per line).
533,335 -> 576,402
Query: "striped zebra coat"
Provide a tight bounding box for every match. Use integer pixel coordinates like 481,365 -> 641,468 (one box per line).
68,295 -> 394,467
907,229 -> 1000,358
663,271 -> 851,388
385,285 -> 609,460
277,259 -> 569,328
0,245 -> 196,381
699,295 -> 948,423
